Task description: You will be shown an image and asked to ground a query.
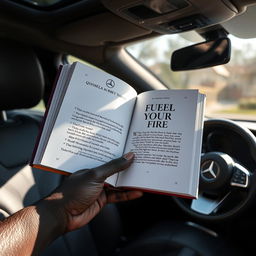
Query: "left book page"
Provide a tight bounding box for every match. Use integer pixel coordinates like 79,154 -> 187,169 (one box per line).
32,62 -> 137,184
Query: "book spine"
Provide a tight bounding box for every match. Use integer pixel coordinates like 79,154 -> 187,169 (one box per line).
32,164 -> 70,176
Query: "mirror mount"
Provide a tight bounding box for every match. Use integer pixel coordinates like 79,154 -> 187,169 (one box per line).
200,26 -> 229,40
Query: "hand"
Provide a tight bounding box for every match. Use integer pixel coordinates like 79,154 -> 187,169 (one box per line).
41,152 -> 143,232
0,153 -> 142,256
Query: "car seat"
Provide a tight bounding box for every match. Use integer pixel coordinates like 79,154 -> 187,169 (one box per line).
0,39 -> 240,256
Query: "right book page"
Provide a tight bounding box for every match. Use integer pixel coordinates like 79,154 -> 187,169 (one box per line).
117,89 -> 205,198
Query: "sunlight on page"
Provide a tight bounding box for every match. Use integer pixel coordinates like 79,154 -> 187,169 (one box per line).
44,121 -> 120,185
98,91 -> 136,111
49,122 -> 103,157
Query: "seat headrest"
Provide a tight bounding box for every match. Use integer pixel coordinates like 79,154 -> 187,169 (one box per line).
0,40 -> 44,110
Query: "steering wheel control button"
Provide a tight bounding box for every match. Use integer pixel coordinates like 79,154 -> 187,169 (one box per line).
231,163 -> 250,188
200,152 -> 234,192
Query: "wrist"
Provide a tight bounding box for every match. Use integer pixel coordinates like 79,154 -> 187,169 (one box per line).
36,194 -> 68,238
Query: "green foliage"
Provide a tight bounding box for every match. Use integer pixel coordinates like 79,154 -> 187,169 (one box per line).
239,98 -> 256,110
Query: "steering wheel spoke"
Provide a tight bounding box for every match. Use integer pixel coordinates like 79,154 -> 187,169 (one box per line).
191,192 -> 231,215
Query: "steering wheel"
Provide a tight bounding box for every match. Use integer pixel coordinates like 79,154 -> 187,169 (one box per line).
173,118 -> 256,221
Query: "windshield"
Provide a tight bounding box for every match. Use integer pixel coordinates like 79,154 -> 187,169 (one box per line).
126,33 -> 256,121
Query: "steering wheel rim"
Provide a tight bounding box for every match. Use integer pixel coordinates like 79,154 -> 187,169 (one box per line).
173,118 -> 256,221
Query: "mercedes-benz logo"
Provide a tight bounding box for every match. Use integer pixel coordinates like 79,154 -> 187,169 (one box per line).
201,160 -> 220,181
106,79 -> 115,88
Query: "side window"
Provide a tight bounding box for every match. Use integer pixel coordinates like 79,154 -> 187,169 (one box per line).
30,100 -> 45,112
67,55 -> 96,68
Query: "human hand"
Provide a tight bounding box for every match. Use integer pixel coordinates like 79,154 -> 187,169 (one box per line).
40,152 -> 142,233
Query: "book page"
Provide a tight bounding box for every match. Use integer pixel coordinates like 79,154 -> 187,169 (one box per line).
40,62 -> 137,183
119,90 -> 202,197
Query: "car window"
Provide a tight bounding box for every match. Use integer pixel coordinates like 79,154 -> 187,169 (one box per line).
30,100 -> 45,112
126,33 -> 256,121
68,55 -> 87,64
67,55 -> 96,68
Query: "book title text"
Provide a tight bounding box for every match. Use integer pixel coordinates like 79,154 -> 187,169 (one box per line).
144,104 -> 175,128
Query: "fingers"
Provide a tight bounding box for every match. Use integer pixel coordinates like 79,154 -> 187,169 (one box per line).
93,152 -> 135,180
106,190 -> 143,203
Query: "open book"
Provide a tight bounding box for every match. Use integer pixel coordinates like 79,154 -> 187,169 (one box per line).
31,62 -> 205,198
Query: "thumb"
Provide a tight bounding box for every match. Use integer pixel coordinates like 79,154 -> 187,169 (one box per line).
93,152 -> 134,181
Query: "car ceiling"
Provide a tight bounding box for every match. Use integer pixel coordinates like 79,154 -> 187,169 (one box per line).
222,5 -> 256,38
0,0 -> 256,63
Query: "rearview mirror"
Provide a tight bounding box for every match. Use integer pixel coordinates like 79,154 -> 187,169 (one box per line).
171,38 -> 231,71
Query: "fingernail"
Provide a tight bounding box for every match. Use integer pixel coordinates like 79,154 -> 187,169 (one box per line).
123,152 -> 134,160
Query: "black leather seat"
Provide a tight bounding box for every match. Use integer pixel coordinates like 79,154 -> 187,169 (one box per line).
0,39 -> 241,256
